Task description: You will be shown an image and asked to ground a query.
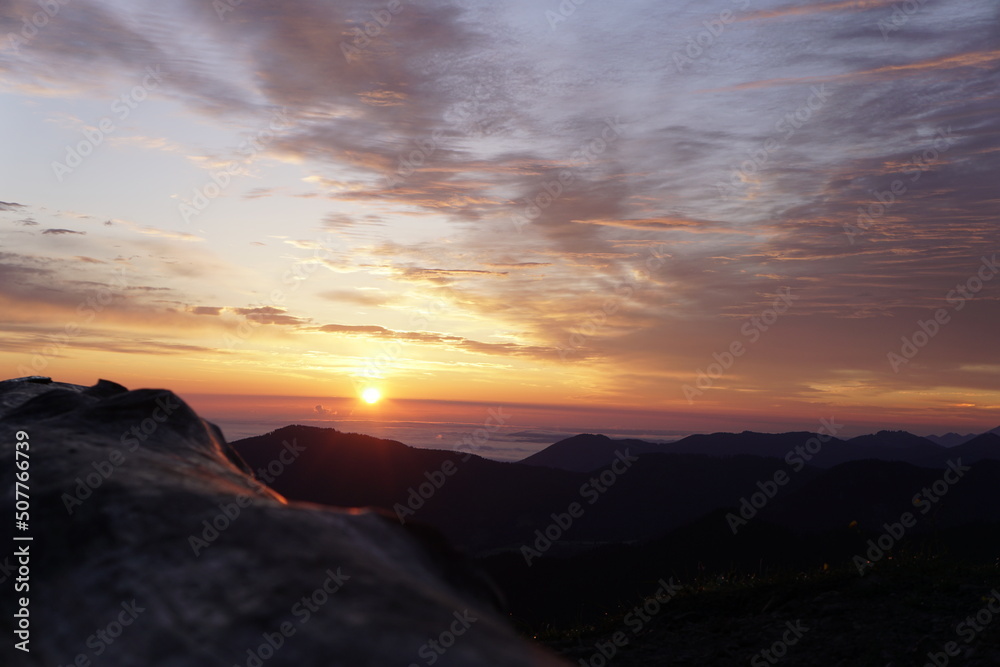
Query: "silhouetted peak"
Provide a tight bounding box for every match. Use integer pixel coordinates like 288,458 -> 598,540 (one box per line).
964,431 -> 1000,445
847,430 -> 936,450
519,433 -> 660,472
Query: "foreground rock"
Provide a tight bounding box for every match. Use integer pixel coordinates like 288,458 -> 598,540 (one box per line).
0,377 -> 567,667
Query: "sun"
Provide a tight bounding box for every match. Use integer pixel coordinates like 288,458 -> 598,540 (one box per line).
361,387 -> 381,404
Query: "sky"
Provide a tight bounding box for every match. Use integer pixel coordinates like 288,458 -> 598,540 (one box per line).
1,0 -> 998,448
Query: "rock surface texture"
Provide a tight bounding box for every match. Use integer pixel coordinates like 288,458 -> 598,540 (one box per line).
0,377 -> 567,667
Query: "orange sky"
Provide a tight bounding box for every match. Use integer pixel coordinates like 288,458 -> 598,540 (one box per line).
1,0 -> 998,437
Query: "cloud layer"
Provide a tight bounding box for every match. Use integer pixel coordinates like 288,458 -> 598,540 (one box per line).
1,0 -> 998,431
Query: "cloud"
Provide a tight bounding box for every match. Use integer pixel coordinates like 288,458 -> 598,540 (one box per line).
42,228 -> 86,235
570,217 -> 720,232
320,212 -> 385,229
244,187 -> 278,199
0,318 -> 232,358
393,267 -> 509,285
0,202 -> 26,211
191,306 -> 223,316
110,218 -> 204,242
741,0 -> 898,22
483,262 -> 552,270
107,134 -> 183,153
233,306 -> 309,326
703,49 -> 1000,93
318,290 -> 392,307
318,258 -> 361,274
73,338 -> 227,356
315,323 -> 568,360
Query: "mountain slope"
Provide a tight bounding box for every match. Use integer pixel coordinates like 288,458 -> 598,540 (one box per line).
517,433 -> 664,472
947,431 -> 1000,463
926,431 -> 978,447
845,429 -> 940,450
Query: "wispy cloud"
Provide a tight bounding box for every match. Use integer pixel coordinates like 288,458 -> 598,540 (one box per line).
42,228 -> 86,235
315,323 -> 567,360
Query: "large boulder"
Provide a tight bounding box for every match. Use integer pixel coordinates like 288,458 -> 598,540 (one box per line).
0,377 -> 567,667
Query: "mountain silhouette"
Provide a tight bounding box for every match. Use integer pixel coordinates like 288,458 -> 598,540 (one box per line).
231,423 -> 1000,560
926,425 -> 1000,447
845,429 -> 939,450
518,433 -> 664,472
926,431 -> 978,447
233,426 -> 832,554
515,428 -> 993,472
946,431 -> 1000,462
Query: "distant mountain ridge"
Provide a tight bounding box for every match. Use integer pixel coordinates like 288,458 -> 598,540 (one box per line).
517,427 -> 1000,473
926,425 -> 1000,447
846,429 -> 937,450
233,425 -> 835,553
947,431 -> 1000,462
231,423 -> 1000,558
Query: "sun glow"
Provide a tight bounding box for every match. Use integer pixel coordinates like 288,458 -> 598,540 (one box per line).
361,387 -> 381,404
